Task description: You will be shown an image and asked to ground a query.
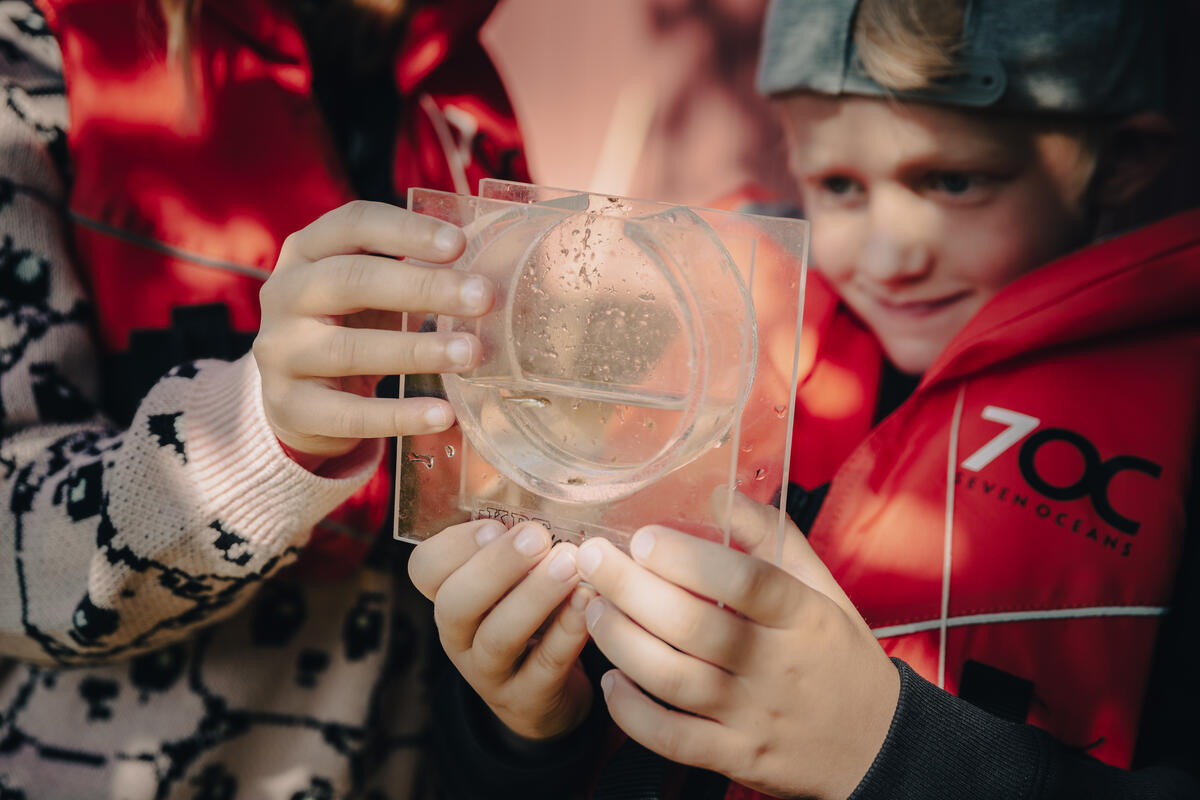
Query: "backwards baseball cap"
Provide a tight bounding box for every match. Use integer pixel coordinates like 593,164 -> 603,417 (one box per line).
757,0 -> 1166,115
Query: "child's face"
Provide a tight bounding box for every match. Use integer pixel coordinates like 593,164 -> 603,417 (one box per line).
778,94 -> 1096,374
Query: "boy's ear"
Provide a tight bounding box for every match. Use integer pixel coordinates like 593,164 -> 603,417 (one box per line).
1093,112 -> 1176,208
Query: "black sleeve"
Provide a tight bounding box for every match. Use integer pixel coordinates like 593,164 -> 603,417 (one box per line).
850,441 -> 1200,800
849,659 -> 1199,800
428,642 -> 610,800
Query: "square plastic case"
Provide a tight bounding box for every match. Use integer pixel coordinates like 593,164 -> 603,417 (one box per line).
394,180 -> 808,557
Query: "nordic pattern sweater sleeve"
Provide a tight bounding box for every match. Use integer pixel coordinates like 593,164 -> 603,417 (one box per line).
0,0 -> 382,666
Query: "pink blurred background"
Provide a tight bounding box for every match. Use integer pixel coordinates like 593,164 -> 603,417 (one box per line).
481,0 -> 796,206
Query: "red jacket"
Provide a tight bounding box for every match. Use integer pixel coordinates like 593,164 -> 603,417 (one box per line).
717,209 -> 1200,800
797,209 -> 1199,769
36,0 -> 528,577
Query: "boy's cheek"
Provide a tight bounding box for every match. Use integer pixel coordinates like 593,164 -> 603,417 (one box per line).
807,219 -> 858,283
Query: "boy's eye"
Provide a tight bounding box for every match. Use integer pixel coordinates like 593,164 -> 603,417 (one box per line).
821,175 -> 862,195
927,172 -> 977,195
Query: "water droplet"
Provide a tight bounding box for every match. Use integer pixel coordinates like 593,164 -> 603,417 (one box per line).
773,405 -> 787,419
408,453 -> 434,469
444,445 -> 456,458
754,468 -> 767,481
740,443 -> 753,453
637,292 -> 655,302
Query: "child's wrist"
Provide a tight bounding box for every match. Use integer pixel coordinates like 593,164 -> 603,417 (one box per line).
277,437 -> 375,479
278,438 -> 328,472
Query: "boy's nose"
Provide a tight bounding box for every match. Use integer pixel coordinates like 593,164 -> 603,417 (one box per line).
859,191 -> 934,284
858,230 -> 934,284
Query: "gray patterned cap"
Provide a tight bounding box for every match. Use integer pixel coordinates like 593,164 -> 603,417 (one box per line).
757,0 -> 1166,115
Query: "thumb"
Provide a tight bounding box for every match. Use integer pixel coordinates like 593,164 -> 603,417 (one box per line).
710,487 -> 862,622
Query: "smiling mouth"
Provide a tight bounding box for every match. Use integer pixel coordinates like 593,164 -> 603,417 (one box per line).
871,290 -> 973,317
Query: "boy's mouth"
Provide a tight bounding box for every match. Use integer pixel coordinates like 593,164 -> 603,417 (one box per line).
871,289 -> 973,317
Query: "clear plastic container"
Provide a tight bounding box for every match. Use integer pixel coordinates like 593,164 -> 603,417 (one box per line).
396,182 -> 809,554
439,203 -> 756,504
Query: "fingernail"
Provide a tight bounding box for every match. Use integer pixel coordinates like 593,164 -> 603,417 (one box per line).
600,671 -> 615,697
474,521 -> 503,548
585,598 -> 605,632
435,225 -> 462,254
569,588 -> 589,611
423,405 -> 451,428
548,549 -> 576,581
445,336 -> 472,366
460,276 -> 488,310
630,529 -> 655,561
513,524 -> 547,557
576,542 -> 602,577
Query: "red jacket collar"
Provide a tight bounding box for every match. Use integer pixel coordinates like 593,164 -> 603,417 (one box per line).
205,0 -> 307,65
395,1 -> 498,94
923,207 -> 1200,388
203,0 -> 500,96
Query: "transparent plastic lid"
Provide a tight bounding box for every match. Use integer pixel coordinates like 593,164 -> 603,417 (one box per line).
396,181 -> 809,554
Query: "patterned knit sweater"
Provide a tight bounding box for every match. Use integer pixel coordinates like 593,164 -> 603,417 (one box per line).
0,2 -> 435,797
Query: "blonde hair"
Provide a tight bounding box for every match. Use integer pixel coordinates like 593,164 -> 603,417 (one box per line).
852,0 -> 967,91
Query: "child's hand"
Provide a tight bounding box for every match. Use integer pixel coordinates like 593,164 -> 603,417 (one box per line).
577,493 -> 900,800
408,518 -> 595,741
255,201 -> 492,460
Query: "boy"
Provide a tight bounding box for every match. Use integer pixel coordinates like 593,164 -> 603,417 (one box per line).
409,0 -> 1200,797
